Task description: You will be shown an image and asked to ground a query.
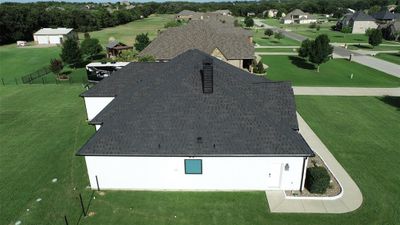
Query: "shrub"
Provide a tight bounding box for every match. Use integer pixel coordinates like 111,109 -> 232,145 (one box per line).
164,20 -> 182,28
138,55 -> 155,62
49,59 -> 63,76
309,23 -> 317,29
253,60 -> 265,74
341,26 -> 352,33
274,31 -> 284,40
244,17 -> 254,27
134,33 -> 151,52
368,28 -> 383,48
305,167 -> 330,194
264,29 -> 274,37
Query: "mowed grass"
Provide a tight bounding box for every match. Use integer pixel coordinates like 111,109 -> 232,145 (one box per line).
78,96 -> 400,225
348,44 -> 400,51
295,96 -> 400,225
263,18 -> 400,44
255,47 -> 298,52
375,52 -> 400,65
252,29 -> 300,46
262,55 -> 400,87
0,45 -> 61,81
81,14 -> 174,46
0,85 -> 94,225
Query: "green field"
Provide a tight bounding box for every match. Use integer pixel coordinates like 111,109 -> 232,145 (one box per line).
253,29 -> 300,46
263,19 -> 400,44
255,47 -> 298,52
81,14 -> 174,46
375,53 -> 400,65
348,44 -> 400,51
262,55 -> 400,87
0,85 -> 94,225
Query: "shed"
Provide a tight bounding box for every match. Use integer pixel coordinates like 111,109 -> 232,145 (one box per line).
33,28 -> 75,45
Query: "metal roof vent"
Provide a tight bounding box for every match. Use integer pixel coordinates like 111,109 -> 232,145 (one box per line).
202,58 -> 213,94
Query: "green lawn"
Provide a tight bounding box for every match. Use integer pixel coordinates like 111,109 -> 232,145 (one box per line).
0,45 -> 61,82
255,47 -> 298,52
252,29 -> 300,46
262,55 -> 400,87
0,85 -> 94,225
263,19 -> 400,44
375,53 -> 400,65
348,44 -> 400,51
81,14 -> 174,46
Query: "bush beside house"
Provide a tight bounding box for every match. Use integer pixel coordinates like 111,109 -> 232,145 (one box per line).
305,166 -> 330,194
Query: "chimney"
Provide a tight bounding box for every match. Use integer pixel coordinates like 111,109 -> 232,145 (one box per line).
202,58 -> 213,94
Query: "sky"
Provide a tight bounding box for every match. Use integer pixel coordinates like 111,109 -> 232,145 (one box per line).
0,0 -> 249,2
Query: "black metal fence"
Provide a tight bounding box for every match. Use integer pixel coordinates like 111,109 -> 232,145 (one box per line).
21,67 -> 51,84
0,74 -> 88,86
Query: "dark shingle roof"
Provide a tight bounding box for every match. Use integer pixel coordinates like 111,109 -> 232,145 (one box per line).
138,20 -> 254,60
78,49 -> 313,157
373,10 -> 396,20
351,11 -> 376,22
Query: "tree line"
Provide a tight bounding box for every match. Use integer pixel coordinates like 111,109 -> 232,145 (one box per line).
0,0 -> 397,44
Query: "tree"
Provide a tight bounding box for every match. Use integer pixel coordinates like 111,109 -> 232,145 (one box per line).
49,59 -> 63,77
60,38 -> 82,67
134,33 -> 151,52
368,28 -> 383,48
253,60 -> 265,74
84,32 -> 91,39
309,34 -> 333,72
274,31 -> 284,40
298,39 -> 312,58
80,38 -> 103,58
368,5 -> 381,15
264,29 -> 274,37
244,17 -> 254,27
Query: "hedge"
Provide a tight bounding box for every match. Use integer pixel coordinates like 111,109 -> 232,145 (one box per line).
305,167 -> 330,194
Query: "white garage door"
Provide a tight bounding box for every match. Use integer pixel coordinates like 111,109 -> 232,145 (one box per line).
49,35 -> 61,44
37,36 -> 49,44
266,163 -> 282,188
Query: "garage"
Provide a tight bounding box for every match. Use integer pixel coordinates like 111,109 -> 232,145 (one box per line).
33,28 -> 75,45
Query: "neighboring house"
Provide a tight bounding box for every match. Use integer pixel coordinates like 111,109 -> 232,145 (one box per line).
106,41 -> 133,58
77,49 -> 314,191
247,12 -> 256,17
214,9 -> 232,16
380,21 -> 400,40
191,12 -> 235,24
280,9 -> 317,24
373,9 -> 396,24
348,11 -> 378,34
33,28 -> 76,45
263,9 -> 279,18
337,11 -> 378,34
176,10 -> 196,20
138,20 -> 254,70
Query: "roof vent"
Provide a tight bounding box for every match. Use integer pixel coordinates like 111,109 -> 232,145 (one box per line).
201,58 -> 213,94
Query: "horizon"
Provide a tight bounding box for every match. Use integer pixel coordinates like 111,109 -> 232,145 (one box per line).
0,0 -> 255,3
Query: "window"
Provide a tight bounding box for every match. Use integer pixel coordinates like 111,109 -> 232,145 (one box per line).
185,159 -> 202,174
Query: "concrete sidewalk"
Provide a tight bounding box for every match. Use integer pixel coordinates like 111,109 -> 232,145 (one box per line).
353,56 -> 400,78
265,113 -> 363,213
293,87 -> 400,96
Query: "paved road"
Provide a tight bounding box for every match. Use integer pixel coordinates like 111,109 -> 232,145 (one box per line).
254,19 -> 400,78
293,87 -> 400,96
265,113 -> 363,213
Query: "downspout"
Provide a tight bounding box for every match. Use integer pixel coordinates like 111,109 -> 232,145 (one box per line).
299,157 -> 307,192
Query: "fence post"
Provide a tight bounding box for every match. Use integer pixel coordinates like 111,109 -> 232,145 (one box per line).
95,175 -> 100,191
79,193 -> 86,217
42,77 -> 45,85
64,215 -> 69,225
1,78 -> 4,86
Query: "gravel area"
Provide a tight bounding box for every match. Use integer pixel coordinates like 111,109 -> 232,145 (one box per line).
285,153 -> 342,198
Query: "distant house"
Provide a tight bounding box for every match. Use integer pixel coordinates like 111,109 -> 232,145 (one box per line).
106,41 -> 133,58
338,11 -> 378,34
214,9 -> 232,16
263,9 -> 279,18
138,20 -> 254,70
190,12 -> 235,24
247,12 -> 256,17
280,9 -> 317,24
77,49 -> 314,191
373,9 -> 396,24
380,21 -> 400,40
176,10 -> 196,20
33,28 -> 76,45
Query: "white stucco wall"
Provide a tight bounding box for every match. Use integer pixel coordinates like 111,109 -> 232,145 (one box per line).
83,97 -> 115,121
352,21 -> 378,34
85,156 -> 307,191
